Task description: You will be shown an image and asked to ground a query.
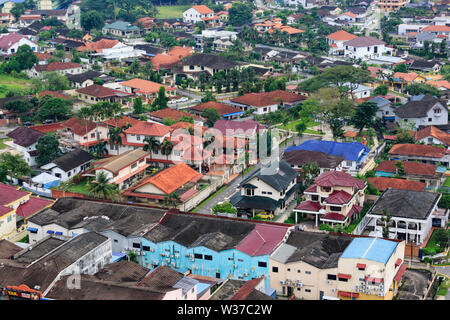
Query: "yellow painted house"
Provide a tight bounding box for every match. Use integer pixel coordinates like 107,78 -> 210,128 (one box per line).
0,183 -> 31,240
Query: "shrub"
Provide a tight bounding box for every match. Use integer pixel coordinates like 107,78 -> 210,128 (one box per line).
212,202 -> 237,214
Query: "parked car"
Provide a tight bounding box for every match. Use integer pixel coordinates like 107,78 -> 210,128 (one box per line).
178,97 -> 188,102
42,119 -> 54,124
22,121 -> 33,126
255,212 -> 274,220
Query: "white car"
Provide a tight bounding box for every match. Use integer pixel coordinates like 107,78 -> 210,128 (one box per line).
178,97 -> 188,102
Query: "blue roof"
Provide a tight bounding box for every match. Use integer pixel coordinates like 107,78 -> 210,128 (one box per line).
340,238 -> 398,264
0,0 -> 25,4
285,140 -> 369,161
112,251 -> 127,262
368,96 -> 391,108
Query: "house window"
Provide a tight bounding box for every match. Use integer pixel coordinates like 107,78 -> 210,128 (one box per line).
204,255 -> 213,261
434,108 -> 441,114
272,266 -> 278,273
305,271 -> 311,275
131,163 -> 137,169
330,206 -> 341,212
237,259 -> 243,262
258,261 -> 267,267
305,289 -> 311,293
428,118 -> 432,122
194,253 -> 203,259
311,195 -> 319,201
346,161 -> 353,167
132,243 -> 140,249
142,246 -> 150,251
327,274 -> 337,280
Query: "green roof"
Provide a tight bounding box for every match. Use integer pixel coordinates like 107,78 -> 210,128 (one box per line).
104,21 -> 141,31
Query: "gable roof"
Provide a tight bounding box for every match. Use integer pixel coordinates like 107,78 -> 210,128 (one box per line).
6,126 -> 44,147
416,125 -> 450,145
0,33 -> 34,51
240,160 -> 298,192
77,38 -> 120,53
103,21 -> 140,31
50,148 -> 95,172
393,94 -> 446,118
148,108 -> 198,122
61,117 -> 97,136
282,150 -> 344,168
76,84 -> 133,99
0,183 -> 29,206
119,78 -> 175,94
213,119 -> 265,135
133,163 -> 202,195
34,61 -> 81,72
368,177 -> 426,192
191,5 -> 214,15
314,170 -> 366,189
182,53 -> 238,70
191,101 -> 242,116
230,90 -> 306,108
66,70 -> 105,83
16,197 -> 54,219
93,149 -> 149,174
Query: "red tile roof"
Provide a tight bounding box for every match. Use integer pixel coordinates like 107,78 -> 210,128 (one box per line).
325,190 -> 353,204
77,39 -> 119,53
103,116 -> 141,128
368,177 -> 426,192
295,200 -> 323,212
62,117 -> 97,136
231,90 -> 306,108
149,108 -> 196,121
124,121 -> 171,137
0,33 -> 35,51
422,25 -> 450,32
230,278 -> 264,300
16,197 -> 54,219
152,46 -> 193,70
322,212 -> 346,221
375,160 -> 437,177
415,125 -> 450,145
30,122 -> 64,133
314,171 -> 366,189
34,52 -> 53,61
35,61 -> 81,72
39,90 -> 72,99
236,223 -> 289,256
0,183 -> 29,206
388,143 -> 446,158
394,264 -> 407,282
191,101 -> 242,116
119,78 -> 175,94
192,5 -> 214,14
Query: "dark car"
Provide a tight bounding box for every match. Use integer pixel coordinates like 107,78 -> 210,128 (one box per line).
22,121 -> 33,126
42,119 -> 54,124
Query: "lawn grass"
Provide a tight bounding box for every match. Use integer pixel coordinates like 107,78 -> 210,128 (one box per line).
66,179 -> 91,195
444,177 -> 450,188
243,165 -> 254,175
278,119 -> 321,131
0,74 -> 32,98
437,276 -> 450,297
155,5 -> 190,19
0,138 -> 11,149
424,229 -> 448,256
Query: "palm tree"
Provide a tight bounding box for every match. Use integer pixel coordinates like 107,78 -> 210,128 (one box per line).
108,126 -> 124,155
160,138 -> 173,168
143,136 -> 160,167
164,192 -> 181,208
92,141 -> 109,159
77,107 -> 92,151
89,171 -> 120,200
380,210 -> 392,239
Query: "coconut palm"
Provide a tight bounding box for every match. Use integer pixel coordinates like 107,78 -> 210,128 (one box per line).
108,126 -> 124,155
143,136 -> 160,167
164,192 -> 181,208
160,138 -> 173,168
77,107 -> 92,150
88,171 -> 119,200
92,141 -> 109,159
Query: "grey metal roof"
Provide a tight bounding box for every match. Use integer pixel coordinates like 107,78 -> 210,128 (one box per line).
240,160 -> 298,192
270,243 -> 297,264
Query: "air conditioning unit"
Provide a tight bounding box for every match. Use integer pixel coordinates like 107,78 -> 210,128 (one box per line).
185,253 -> 190,257
165,258 -> 170,263
150,248 -> 154,252
233,264 -> 237,268
190,258 -> 195,262
175,254 -> 179,258
171,262 -> 176,267
327,280 -> 332,285
170,255 -> 174,258
160,253 -> 165,256
280,280 -> 285,285
331,288 -> 336,293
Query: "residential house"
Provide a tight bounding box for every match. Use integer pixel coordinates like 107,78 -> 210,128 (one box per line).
374,160 -> 445,191
0,183 -> 30,239
285,140 -> 371,176
148,108 -> 203,126
415,125 -> 450,148
140,211 -> 291,288
326,30 -> 358,55
388,143 -> 450,166
26,198 -> 167,261
89,149 -> 150,191
190,101 -> 243,120
377,0 -> 410,11
66,70 -> 110,89
102,21 -> 142,38
122,163 -> 209,211
60,116 -> 109,149
231,160 -> 298,217
228,90 -> 306,115
366,189 -> 449,243
5,127 -> 45,166
343,36 -> 388,61
269,231 -> 353,300
0,231 -> 112,297
75,84 -> 134,106
294,170 -> 366,227
282,150 -> 345,177
345,83 -> 373,99
151,46 -> 193,71
34,52 -> 53,65
408,60 -> 441,73
193,29 -> 237,52
0,32 -> 37,55
29,61 -> 83,78
18,14 -> 41,27
213,119 -> 266,139
39,148 -> 94,182
183,5 -> 215,24
180,53 -> 239,82
117,78 -> 177,101
394,95 -> 448,129
337,237 -> 406,300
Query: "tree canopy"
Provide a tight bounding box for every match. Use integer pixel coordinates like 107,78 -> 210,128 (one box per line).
36,135 -> 61,165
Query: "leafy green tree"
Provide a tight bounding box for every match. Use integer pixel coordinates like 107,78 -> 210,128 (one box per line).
393,63 -> 408,73
395,128 -> 415,144
151,86 -> 169,110
0,152 -> 30,182
351,101 -> 378,135
89,171 -> 119,200
394,160 -> 405,177
406,83 -> 441,96
201,90 -> 216,103
212,202 -> 237,214
133,97 -> 145,114
10,2 -> 25,20
300,162 -> 320,191
380,210 -> 392,238
228,2 -> 253,26
38,97 -> 72,121
374,84 -> 389,96
4,99 -> 33,115
164,192 -> 181,208
81,10 -> 105,31
36,135 -> 61,165
201,108 -> 221,127
92,141 -> 109,158
15,45 -> 38,70
128,251 -> 138,263
329,118 -> 345,140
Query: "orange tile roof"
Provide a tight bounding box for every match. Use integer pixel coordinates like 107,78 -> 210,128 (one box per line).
34,52 -> 53,61
415,125 -> 450,145
134,163 -> 203,195
119,78 -> 175,94
327,30 -> 358,41
192,5 -> 214,15
149,108 -> 198,121
426,80 -> 450,90
169,121 -> 207,134
393,72 -> 419,83
124,121 -> 171,137
103,116 -> 142,128
375,160 -> 437,177
422,25 -> 450,32
151,46 -> 193,70
77,39 -> 119,53
368,177 -> 426,192
341,11 -> 358,18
